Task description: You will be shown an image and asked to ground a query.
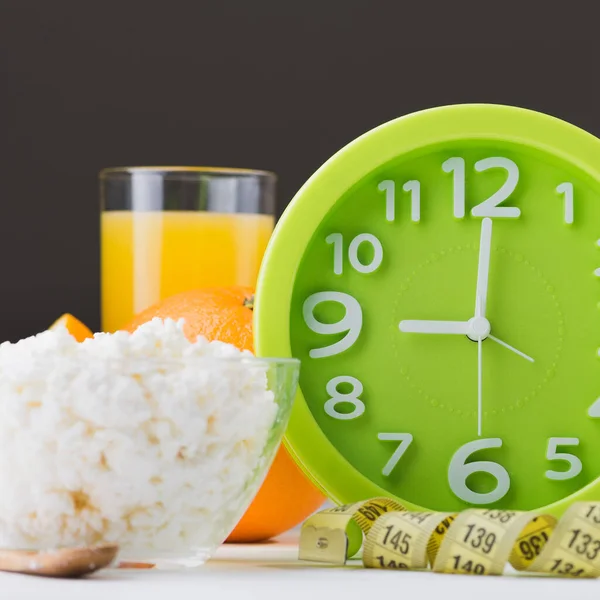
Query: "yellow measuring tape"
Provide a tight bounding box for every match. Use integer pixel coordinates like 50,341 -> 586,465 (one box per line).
300,499 -> 600,577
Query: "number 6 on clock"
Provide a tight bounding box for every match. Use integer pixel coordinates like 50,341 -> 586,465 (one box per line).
303,291 -> 363,358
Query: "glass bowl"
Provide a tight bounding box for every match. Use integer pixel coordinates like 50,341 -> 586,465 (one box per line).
0,353 -> 300,567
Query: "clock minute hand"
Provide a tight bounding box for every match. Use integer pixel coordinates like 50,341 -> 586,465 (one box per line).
475,217 -> 493,318
399,320 -> 470,335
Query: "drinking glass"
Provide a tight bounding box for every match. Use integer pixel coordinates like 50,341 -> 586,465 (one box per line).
100,167 -> 276,332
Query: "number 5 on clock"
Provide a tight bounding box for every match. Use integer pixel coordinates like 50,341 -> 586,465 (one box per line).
378,433 -> 414,476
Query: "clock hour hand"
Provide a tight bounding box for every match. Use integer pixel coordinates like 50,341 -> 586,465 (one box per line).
399,320 -> 470,335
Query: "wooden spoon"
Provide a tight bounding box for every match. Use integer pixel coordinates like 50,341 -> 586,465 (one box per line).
0,544 -> 119,578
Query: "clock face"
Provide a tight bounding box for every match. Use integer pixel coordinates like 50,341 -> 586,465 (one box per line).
255,105 -> 600,515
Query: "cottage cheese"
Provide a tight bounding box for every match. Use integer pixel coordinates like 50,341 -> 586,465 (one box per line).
0,319 -> 277,558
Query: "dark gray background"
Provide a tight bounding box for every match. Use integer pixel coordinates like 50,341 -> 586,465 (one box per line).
0,1 -> 597,339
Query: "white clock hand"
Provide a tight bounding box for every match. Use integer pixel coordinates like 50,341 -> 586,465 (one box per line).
475,218 -> 493,318
399,320 -> 469,335
477,336 -> 482,437
473,295 -> 485,437
488,334 -> 535,363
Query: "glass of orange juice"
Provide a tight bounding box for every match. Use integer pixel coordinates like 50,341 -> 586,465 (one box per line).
100,167 -> 276,332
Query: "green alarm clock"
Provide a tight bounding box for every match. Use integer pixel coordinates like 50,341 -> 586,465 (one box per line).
255,104 -> 600,516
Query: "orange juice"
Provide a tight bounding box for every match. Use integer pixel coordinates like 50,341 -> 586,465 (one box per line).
101,211 -> 274,332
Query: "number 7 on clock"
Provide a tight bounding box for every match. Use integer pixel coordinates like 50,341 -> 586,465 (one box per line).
378,433 -> 414,476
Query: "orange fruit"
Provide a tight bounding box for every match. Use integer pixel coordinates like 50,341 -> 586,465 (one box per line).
124,287 -> 326,542
124,287 -> 255,352
226,443 -> 325,543
49,314 -> 94,342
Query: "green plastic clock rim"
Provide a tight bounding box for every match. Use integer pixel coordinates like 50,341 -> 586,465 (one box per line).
254,103 -> 600,517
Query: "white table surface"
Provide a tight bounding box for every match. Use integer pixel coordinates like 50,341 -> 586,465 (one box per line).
3,534 -> 600,600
